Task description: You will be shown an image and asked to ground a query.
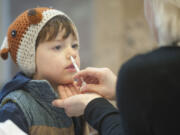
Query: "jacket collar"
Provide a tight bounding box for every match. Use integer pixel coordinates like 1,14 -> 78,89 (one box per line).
24,80 -> 59,103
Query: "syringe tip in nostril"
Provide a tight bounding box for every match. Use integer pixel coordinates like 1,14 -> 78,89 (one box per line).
70,56 -> 80,72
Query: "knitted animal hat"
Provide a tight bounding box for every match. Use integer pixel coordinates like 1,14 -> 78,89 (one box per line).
0,7 -> 78,77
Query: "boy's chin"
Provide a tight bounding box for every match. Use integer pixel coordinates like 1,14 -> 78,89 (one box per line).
59,79 -> 74,85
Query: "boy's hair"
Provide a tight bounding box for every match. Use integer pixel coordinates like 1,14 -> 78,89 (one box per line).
0,7 -> 79,77
36,15 -> 77,48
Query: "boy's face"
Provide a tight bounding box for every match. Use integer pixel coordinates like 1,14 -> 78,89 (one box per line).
34,29 -> 80,89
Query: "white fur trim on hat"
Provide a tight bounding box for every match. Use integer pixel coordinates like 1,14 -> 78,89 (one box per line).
1,37 -> 8,50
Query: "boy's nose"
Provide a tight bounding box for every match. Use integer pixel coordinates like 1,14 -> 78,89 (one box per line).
66,49 -> 77,59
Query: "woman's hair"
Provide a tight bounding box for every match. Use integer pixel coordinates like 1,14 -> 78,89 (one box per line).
151,0 -> 180,46
36,15 -> 78,48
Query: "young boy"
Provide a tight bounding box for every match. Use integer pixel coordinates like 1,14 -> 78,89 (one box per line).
0,7 -> 88,135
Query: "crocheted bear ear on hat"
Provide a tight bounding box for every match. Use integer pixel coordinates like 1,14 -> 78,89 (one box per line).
27,8 -> 43,24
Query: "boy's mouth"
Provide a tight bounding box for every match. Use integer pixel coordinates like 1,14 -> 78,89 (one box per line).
65,64 -> 75,69
65,64 -> 76,72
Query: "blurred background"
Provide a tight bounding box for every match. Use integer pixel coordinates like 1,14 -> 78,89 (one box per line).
0,0 -> 156,89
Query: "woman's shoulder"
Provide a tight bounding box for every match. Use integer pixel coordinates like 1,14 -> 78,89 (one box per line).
122,46 -> 180,70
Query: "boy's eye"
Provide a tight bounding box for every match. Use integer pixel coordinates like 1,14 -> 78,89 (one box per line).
72,44 -> 79,49
54,45 -> 61,50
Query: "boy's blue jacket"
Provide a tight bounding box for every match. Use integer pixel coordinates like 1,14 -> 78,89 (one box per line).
0,72 -> 30,133
0,72 -> 86,135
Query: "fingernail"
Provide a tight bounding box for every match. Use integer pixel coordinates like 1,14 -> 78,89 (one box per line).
80,85 -> 86,91
80,86 -> 83,91
52,101 -> 56,106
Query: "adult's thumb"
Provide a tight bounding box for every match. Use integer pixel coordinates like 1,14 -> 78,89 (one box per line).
80,84 -> 102,94
52,99 -> 64,108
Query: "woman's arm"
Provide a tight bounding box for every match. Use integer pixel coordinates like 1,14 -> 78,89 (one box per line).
84,98 -> 122,135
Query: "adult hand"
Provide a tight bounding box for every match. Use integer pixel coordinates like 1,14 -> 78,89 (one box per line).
74,67 -> 117,100
57,84 -> 80,99
52,93 -> 101,117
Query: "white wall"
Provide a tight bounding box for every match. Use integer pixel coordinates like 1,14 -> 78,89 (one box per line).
0,0 -> 11,88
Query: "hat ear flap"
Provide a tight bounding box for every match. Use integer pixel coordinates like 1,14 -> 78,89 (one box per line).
0,37 -> 9,60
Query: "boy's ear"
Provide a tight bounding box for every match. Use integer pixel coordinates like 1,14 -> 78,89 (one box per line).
27,8 -> 42,25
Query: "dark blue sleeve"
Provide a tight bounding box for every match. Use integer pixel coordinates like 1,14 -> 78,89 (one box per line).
0,102 -> 29,133
84,98 -> 123,135
72,116 -> 85,135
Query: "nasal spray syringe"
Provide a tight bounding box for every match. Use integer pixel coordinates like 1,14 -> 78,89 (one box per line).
70,56 -> 86,91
